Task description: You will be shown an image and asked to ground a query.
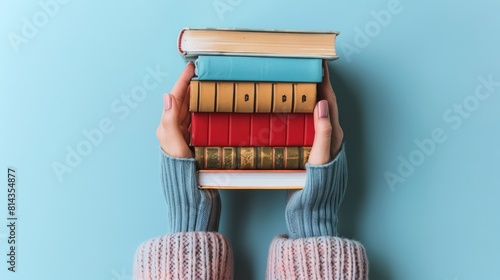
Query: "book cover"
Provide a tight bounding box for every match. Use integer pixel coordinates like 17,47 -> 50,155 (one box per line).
190,112 -> 315,146
195,55 -> 323,82
189,80 -> 317,113
194,146 -> 311,170
178,28 -> 338,59
197,170 -> 307,190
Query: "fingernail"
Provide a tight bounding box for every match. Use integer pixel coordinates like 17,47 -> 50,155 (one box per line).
163,94 -> 172,110
187,61 -> 193,66
318,100 -> 329,118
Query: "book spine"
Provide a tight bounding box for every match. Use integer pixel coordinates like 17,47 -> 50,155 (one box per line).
189,80 -> 317,113
177,28 -> 187,56
195,56 -> 323,82
190,112 -> 315,146
197,169 -> 307,190
176,29 -> 338,59
194,147 -> 312,170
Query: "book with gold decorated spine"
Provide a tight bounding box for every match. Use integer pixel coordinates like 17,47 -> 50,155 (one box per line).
194,146 -> 311,170
189,80 -> 317,113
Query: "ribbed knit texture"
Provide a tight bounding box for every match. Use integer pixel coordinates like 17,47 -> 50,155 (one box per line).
133,146 -> 369,279
133,231 -> 234,280
266,235 -> 368,280
286,145 -> 348,239
161,149 -> 221,233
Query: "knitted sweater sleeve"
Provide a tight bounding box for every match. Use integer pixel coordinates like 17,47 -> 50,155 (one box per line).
266,146 -> 369,279
133,148 -> 367,279
266,235 -> 368,279
133,149 -> 233,280
133,232 -> 233,280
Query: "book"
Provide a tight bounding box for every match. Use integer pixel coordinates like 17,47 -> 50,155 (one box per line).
193,146 -> 311,170
194,55 -> 323,83
190,112 -> 315,146
178,28 -> 338,59
197,170 -> 306,190
189,80 -> 317,113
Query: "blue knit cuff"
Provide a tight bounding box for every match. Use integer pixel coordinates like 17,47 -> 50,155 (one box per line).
160,148 -> 221,233
286,144 -> 348,239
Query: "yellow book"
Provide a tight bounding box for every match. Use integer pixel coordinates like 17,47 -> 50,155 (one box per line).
189,81 -> 317,113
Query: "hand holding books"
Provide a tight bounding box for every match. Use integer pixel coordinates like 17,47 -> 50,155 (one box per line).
157,62 -> 221,233
285,63 -> 348,239
157,61 -> 344,166
157,62 -> 196,159
156,59 -> 346,230
155,59 -> 349,237
133,29 -> 369,279
308,61 -> 344,165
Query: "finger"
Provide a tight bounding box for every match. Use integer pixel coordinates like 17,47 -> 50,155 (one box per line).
308,100 -> 332,165
318,60 -> 335,100
170,62 -> 195,102
176,66 -> 194,132
318,61 -> 339,125
180,84 -> 191,128
181,107 -> 191,130
159,94 -> 193,158
319,60 -> 343,157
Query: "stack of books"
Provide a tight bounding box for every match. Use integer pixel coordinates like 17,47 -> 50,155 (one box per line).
177,28 -> 338,189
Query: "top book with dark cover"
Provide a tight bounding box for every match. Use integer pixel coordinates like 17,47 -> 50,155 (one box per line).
178,28 -> 338,59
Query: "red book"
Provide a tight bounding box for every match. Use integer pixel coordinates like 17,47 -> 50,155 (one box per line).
191,112 -> 314,146
286,114 -> 305,146
209,113 -> 229,146
191,112 -> 209,145
269,114 -> 287,146
250,114 -> 270,146
229,114 -> 251,146
304,114 -> 314,145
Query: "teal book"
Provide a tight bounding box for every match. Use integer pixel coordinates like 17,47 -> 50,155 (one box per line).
194,55 -> 323,82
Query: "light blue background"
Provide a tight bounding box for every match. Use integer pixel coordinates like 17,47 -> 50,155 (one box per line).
1,0 -> 499,279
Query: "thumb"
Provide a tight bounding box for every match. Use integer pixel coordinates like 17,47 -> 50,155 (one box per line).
308,100 -> 332,165
158,93 -> 193,158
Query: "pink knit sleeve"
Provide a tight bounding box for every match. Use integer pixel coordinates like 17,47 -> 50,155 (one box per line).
133,232 -> 233,280
266,235 -> 368,280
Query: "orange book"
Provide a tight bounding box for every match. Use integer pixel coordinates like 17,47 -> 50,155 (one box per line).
189,80 -> 317,113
